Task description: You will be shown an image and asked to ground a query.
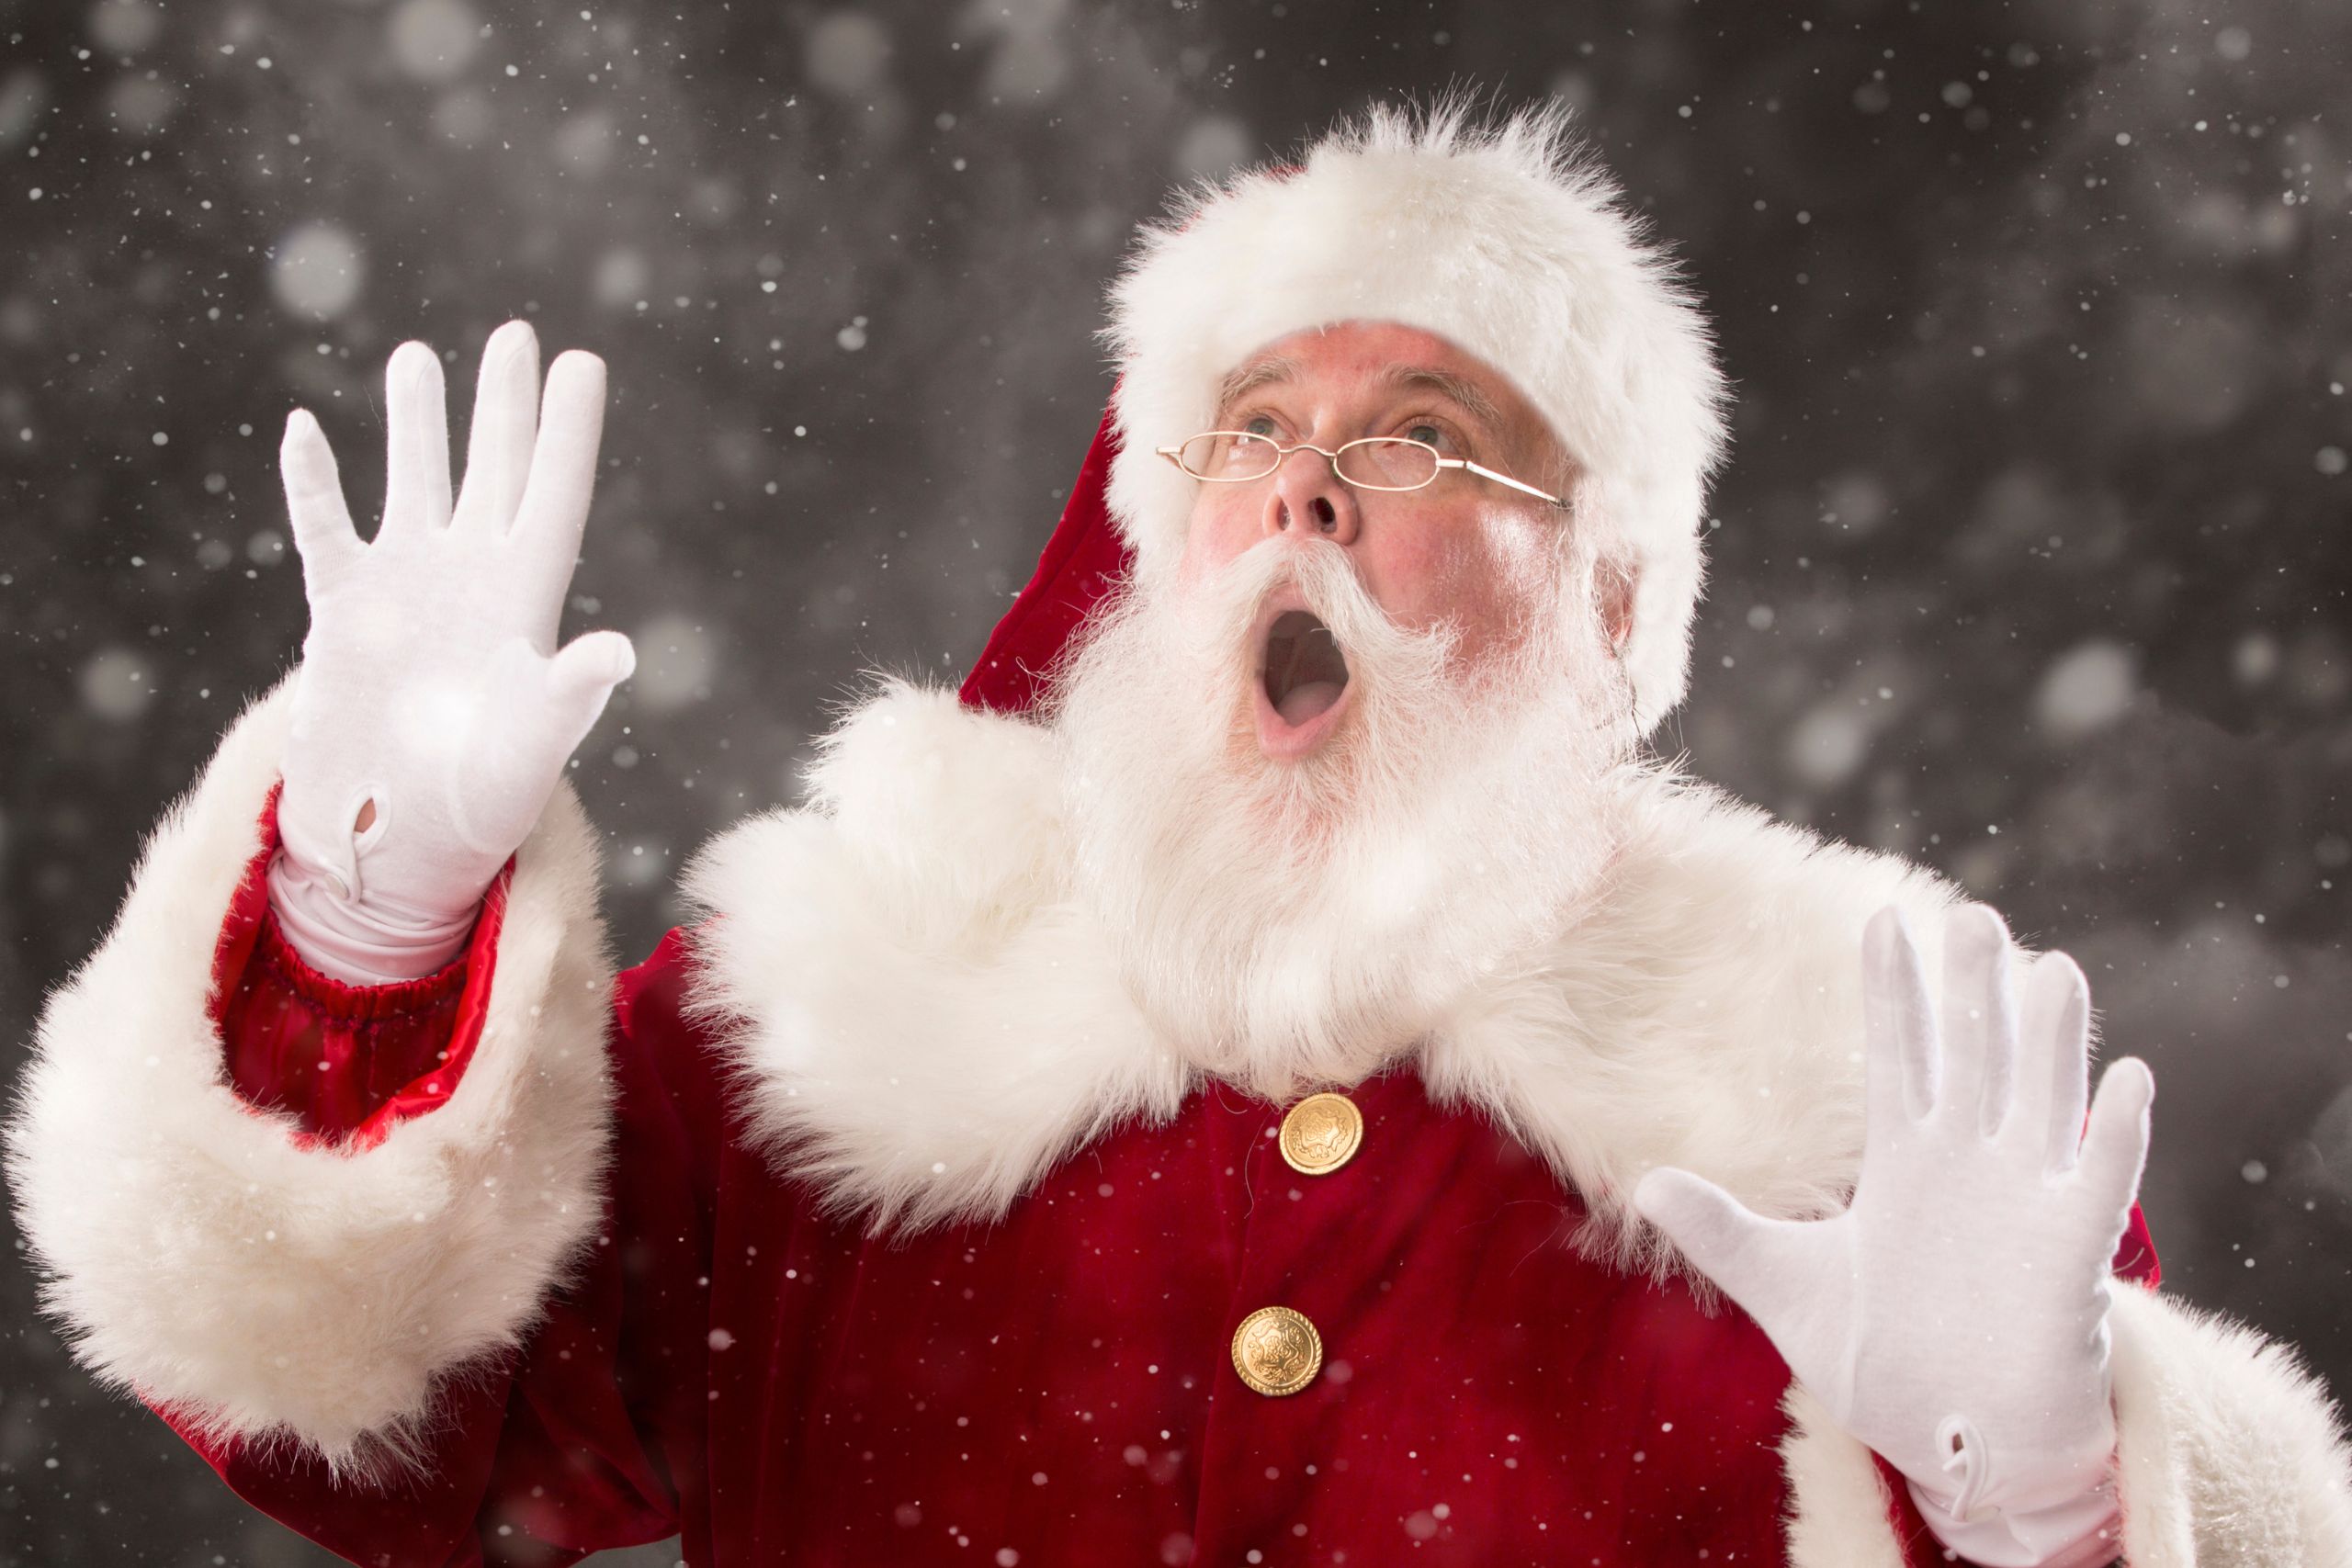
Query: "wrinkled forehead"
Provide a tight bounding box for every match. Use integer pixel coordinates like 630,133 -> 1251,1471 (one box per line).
1209,321 -> 1555,448
1214,355 -> 1510,434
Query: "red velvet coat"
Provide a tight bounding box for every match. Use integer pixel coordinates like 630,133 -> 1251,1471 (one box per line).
187,790 -> 2159,1568
142,417 -> 2161,1568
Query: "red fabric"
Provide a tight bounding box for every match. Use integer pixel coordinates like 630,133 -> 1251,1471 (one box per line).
197,891 -> 1799,1564
211,779 -> 511,1149
179,794 -> 700,1566
188,865 -> 2166,1566
956,404 -> 1132,717
162,421 -> 2164,1565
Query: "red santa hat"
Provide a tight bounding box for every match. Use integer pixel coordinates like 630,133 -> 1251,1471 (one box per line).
964,98 -> 1732,739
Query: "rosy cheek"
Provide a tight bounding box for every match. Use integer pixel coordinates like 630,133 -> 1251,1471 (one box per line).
1480,531 -> 1565,641
1394,531 -> 1487,614
1396,521 -> 1544,646
1178,496 -> 1243,583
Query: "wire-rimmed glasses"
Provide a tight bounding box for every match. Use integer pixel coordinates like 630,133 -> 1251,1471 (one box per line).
1156,431 -> 1567,509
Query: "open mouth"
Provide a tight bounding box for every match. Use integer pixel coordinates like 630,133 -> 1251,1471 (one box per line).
1261,608 -> 1351,728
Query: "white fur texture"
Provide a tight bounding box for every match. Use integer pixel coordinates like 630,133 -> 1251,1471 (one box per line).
681,679 -> 1962,1269
1102,98 -> 1732,736
1418,773 -> 1965,1280
3,665 -> 617,1479
673,681 -> 1195,1235
2108,1280 -> 2352,1566
1780,1382 -> 1913,1568
689,683 -> 2352,1550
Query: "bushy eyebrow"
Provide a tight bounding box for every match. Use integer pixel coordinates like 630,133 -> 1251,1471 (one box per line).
1378,366 -> 1504,431
1213,355 -> 1304,421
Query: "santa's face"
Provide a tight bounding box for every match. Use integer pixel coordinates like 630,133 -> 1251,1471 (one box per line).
1051,321 -> 1644,1096
1171,321 -> 1612,765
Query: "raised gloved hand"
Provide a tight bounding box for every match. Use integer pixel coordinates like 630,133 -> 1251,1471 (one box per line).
273,322 -> 635,954
1634,903 -> 2154,1566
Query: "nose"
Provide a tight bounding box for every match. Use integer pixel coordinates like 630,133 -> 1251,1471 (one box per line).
1260,446 -> 1362,546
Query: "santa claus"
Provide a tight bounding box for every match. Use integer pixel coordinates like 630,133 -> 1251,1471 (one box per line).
8,101 -> 2348,1568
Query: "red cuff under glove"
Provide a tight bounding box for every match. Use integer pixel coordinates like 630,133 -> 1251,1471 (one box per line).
211,779 -> 512,1147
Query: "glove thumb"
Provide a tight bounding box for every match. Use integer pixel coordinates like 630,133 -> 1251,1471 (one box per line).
546,629 -> 636,752
1634,1167 -> 1799,1323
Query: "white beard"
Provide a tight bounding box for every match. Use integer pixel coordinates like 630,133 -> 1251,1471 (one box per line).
1046,535 -> 1645,1100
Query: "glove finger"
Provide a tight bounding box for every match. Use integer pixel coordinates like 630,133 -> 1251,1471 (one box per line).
1862,906 -> 1936,1156
452,320 -> 541,538
382,340 -> 454,538
512,350 -> 607,636
2014,949 -> 2092,1175
1939,903 -> 2018,1137
280,409 -> 364,593
2075,1056 -> 2154,1218
545,629 -> 636,754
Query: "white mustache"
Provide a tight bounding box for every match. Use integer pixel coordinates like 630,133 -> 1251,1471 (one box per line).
1170,537 -> 1462,709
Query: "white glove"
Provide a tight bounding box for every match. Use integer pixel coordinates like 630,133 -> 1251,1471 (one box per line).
1634,903 -> 2154,1564
270,322 -> 634,978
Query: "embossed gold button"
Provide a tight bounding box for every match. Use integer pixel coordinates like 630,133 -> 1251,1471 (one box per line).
1231,1305 -> 1323,1397
1279,1091 -> 1363,1176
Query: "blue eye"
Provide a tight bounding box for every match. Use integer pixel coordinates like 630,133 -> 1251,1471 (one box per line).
1243,414 -> 1277,437
1404,422 -> 1445,447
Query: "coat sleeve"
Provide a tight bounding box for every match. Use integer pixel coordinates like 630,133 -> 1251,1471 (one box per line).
160,920 -> 718,1568
3,667 -> 708,1565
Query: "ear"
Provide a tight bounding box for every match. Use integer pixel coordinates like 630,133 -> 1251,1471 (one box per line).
1598,555 -> 1637,652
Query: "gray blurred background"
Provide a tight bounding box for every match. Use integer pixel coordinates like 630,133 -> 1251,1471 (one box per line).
3,0 -> 2348,1562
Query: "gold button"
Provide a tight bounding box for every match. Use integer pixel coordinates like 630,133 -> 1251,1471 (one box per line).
1231,1305 -> 1323,1397
1279,1091 -> 1363,1176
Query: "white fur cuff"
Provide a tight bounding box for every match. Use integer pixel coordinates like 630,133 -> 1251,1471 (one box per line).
2108,1281 -> 2352,1566
3,665 -> 616,1478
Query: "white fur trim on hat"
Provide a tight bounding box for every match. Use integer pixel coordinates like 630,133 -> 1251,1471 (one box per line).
1102,96 -> 1733,737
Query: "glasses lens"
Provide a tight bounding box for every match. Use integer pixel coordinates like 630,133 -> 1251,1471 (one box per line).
1336,438 -> 1439,490
1178,432 -> 1279,480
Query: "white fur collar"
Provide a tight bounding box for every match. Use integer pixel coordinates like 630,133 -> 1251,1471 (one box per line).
675,682 -> 1967,1275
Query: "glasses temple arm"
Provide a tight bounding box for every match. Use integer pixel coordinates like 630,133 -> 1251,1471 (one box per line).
1448,457 -> 1569,510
